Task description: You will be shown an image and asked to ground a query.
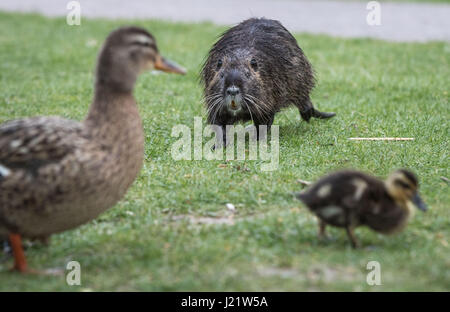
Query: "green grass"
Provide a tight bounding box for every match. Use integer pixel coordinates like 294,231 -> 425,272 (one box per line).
0,12 -> 449,291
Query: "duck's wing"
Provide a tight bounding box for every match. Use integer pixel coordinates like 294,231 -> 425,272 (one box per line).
0,116 -> 84,175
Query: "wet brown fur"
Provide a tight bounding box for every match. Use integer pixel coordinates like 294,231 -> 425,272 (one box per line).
201,18 -> 335,140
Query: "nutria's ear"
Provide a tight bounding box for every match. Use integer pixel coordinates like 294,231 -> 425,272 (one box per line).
154,55 -> 186,74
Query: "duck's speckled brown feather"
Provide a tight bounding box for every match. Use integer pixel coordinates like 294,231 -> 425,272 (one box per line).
0,117 -> 84,171
0,26 -> 188,272
0,93 -> 144,239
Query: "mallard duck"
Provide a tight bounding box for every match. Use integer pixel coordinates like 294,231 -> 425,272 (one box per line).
0,26 -> 185,273
295,169 -> 427,248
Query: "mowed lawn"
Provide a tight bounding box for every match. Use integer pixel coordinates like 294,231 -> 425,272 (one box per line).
0,12 -> 448,291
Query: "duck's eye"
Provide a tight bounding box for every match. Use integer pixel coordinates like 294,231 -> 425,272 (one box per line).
217,59 -> 223,70
395,180 -> 411,189
250,58 -> 258,70
131,40 -> 151,47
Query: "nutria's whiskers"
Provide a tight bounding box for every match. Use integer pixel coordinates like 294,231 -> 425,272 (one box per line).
201,18 -> 335,142
243,99 -> 255,125
208,98 -> 223,125
204,93 -> 222,103
204,93 -> 223,123
205,96 -> 222,113
244,95 -> 272,122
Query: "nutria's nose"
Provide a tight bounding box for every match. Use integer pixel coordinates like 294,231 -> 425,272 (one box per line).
226,86 -> 240,97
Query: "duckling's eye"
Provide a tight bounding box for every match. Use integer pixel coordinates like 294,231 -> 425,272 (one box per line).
217,59 -> 223,70
395,180 -> 411,189
250,58 -> 258,70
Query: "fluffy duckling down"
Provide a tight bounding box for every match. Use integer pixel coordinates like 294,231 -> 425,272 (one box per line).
296,169 -> 427,248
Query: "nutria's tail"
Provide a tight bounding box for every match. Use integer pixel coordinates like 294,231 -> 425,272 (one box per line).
313,109 -> 336,119
300,107 -> 336,122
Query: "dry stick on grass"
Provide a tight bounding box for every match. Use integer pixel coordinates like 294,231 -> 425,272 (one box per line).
441,176 -> 450,183
348,137 -> 414,141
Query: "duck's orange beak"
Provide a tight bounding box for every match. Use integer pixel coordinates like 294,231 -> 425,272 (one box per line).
154,55 -> 186,75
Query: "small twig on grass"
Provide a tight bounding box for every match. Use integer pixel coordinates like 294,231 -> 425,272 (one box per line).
440,176 -> 450,183
348,137 -> 414,141
351,111 -> 365,117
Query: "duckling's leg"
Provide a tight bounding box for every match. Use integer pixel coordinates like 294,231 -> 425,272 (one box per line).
345,226 -> 360,248
318,219 -> 327,239
9,233 -> 28,272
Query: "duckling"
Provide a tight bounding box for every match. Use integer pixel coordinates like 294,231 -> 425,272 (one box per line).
295,169 -> 427,248
0,26 -> 185,273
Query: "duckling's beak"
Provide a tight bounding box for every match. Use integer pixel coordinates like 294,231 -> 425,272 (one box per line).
154,55 -> 186,74
412,193 -> 427,212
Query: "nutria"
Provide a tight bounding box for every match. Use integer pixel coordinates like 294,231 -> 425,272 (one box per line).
201,18 -> 335,142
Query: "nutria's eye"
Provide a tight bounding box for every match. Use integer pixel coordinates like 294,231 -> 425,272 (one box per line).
217,59 -> 223,70
250,58 -> 258,70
